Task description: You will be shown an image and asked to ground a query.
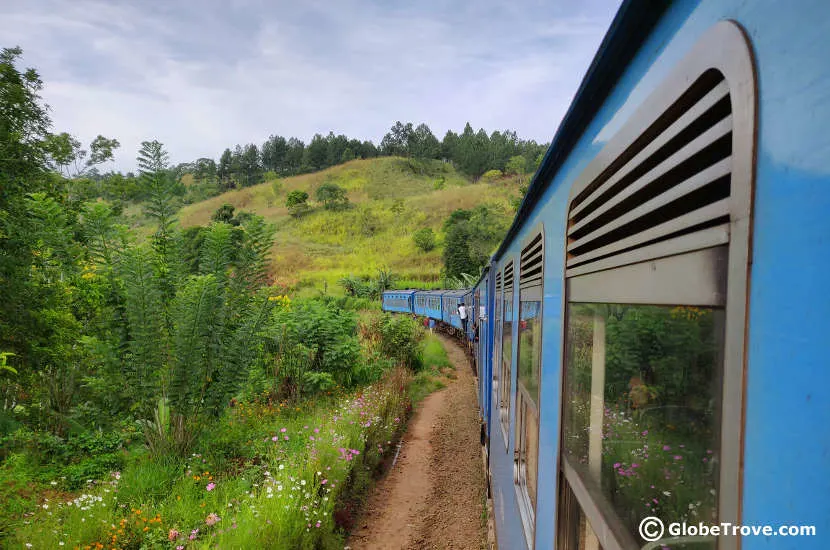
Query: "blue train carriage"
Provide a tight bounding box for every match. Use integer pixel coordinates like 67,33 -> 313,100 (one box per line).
413,290 -> 444,320
477,2 -> 830,549
441,289 -> 468,331
380,289 -> 415,314
463,290 -> 476,342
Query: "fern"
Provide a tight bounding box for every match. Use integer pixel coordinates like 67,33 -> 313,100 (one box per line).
202,294 -> 274,415
118,245 -> 166,414
199,222 -> 235,280
81,201 -> 128,267
169,274 -> 223,417
233,215 -> 275,290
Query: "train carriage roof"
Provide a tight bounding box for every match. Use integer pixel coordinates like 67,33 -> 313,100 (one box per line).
382,290 -> 417,296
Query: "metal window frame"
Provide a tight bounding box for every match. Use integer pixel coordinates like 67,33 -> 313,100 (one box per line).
493,269 -> 506,449
513,224 -> 545,549
499,258 -> 515,449
555,20 -> 756,550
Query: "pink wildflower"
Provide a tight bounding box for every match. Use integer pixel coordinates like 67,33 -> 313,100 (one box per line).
205,513 -> 221,526
168,529 -> 180,541
280,427 -> 287,433
206,482 -> 216,491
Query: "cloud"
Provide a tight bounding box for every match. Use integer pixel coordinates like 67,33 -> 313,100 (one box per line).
1,0 -> 621,171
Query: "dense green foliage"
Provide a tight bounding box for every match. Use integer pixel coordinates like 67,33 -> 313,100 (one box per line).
441,204 -> 512,279
315,182 -> 349,211
412,227 -> 436,252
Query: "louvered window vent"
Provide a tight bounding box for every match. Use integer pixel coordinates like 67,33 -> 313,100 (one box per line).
503,262 -> 514,291
520,233 -> 544,289
567,70 -> 732,276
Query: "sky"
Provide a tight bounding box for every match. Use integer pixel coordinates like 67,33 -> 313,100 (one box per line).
2,0 -> 622,172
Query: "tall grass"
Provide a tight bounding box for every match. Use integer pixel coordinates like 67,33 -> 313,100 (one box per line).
11,368 -> 413,550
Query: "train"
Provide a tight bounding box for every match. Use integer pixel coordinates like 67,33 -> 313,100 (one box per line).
384,0 -> 830,548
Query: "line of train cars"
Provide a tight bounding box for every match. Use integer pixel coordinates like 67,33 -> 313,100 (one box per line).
383,0 -> 829,548
381,289 -> 476,342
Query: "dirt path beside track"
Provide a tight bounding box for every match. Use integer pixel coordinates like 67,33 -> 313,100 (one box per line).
347,335 -> 487,550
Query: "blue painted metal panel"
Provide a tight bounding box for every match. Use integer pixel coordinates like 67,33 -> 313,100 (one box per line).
380,290 -> 415,314
483,1 -> 830,547
415,290 -> 444,321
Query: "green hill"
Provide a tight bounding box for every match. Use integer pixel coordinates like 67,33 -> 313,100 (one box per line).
175,156 -> 520,291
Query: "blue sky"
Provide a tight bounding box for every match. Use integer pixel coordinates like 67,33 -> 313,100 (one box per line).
2,0 -> 622,171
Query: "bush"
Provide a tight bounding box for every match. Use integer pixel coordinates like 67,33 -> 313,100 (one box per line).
363,313 -> 424,370
267,299 -> 362,390
481,169 -> 503,182
412,227 -> 435,252
316,182 -> 349,211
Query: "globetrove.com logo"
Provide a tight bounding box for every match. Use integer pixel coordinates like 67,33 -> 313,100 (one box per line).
638,516 -> 817,542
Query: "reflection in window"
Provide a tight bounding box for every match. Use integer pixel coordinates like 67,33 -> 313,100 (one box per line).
563,304 -> 722,547
518,301 -> 542,402
500,293 -> 513,431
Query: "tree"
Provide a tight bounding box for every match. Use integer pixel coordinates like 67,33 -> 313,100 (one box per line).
381,121 -> 414,157
506,155 -> 528,176
88,135 -> 120,167
212,203 -> 237,225
261,134 -> 288,173
413,227 -> 435,252
315,182 -> 349,210
44,132 -> 82,176
44,133 -> 119,178
303,134 -> 328,172
137,140 -> 180,301
217,148 -> 233,189
285,138 -> 305,174
239,143 -> 262,187
409,123 -> 440,159
286,190 -> 310,217
441,204 -> 510,278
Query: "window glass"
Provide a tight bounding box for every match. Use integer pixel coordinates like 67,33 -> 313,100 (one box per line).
563,303 -> 722,545
518,300 -> 542,404
520,394 -> 539,508
502,293 -> 513,372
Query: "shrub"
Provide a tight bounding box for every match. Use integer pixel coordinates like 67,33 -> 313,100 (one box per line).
363,313 -> 424,370
481,169 -> 503,182
412,227 -> 435,252
316,182 -> 349,211
286,190 -> 311,217
268,299 -> 362,388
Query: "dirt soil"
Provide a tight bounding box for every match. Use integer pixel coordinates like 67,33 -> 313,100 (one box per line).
347,335 -> 487,550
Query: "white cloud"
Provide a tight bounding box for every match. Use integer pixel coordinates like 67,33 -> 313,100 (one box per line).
1,0 -> 621,171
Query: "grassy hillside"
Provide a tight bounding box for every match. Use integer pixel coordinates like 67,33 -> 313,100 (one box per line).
175,157 -> 521,291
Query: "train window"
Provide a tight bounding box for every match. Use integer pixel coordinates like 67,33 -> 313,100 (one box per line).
514,230 -> 544,542
493,271 -> 503,446
499,261 -> 514,443
556,22 -> 754,550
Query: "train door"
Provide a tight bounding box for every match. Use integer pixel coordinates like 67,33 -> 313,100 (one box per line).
492,270 -> 503,447
513,229 -> 544,546
498,260 -> 514,446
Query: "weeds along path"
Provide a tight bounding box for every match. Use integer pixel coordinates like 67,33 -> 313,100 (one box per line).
348,335 -> 487,550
